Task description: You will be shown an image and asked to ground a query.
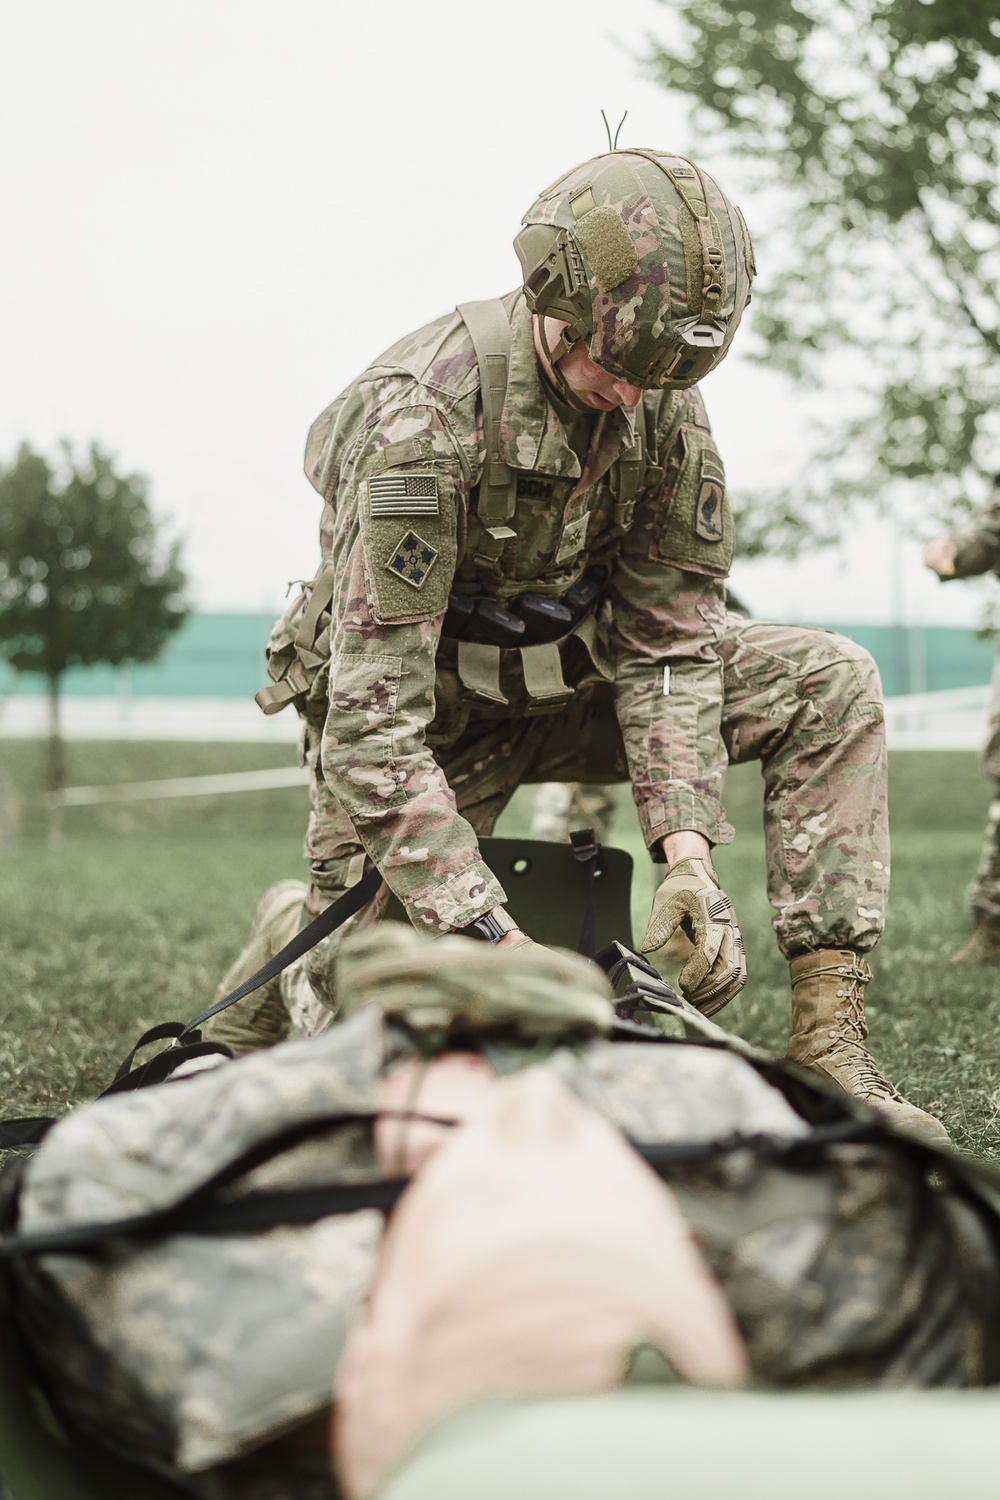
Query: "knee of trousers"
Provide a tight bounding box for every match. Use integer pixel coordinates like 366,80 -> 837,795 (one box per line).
802,632 -> 884,721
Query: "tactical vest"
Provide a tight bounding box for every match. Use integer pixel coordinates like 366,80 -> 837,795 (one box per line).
255,299 -> 655,722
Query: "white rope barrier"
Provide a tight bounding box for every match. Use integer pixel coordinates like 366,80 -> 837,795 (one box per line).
53,766 -> 310,807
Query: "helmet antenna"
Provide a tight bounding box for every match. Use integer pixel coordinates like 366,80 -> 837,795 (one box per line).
601,110 -> 628,151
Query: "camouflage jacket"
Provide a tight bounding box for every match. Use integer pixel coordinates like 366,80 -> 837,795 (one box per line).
299,292 -> 734,929
948,479 -> 1000,579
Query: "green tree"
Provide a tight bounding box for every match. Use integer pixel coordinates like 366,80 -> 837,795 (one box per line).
643,0 -> 1000,553
0,442 -> 188,795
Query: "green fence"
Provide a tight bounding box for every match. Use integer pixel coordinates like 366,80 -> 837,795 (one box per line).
822,624 -> 994,697
0,615 -> 994,701
0,615 -> 276,700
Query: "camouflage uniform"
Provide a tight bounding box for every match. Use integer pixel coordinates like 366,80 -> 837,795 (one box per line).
256,290 -> 887,1027
213,147 -> 932,1129
937,482 -> 1000,930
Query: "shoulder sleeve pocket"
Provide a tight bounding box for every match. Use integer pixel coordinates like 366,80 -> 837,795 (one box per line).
360,466 -> 458,625
652,425 -> 734,579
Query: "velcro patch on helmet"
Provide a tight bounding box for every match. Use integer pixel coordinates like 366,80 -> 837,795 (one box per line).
573,206 -> 638,293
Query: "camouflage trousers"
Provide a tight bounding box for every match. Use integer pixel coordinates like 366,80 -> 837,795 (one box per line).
203,621 -> 881,1044
276,617 -> 887,1034
969,650 -> 1000,922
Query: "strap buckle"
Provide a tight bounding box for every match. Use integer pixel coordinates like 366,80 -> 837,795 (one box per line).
520,642 -> 573,715
570,827 -> 599,865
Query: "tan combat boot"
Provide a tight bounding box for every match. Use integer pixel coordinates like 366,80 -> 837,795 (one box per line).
948,918 -> 1000,965
202,880 -> 307,1055
787,949 -> 949,1144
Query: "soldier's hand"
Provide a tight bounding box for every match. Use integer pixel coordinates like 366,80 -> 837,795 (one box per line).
924,537 -> 957,578
641,858 -> 746,1016
498,928 -> 550,959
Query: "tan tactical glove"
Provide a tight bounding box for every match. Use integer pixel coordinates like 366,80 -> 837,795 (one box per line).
641,858 -> 747,1016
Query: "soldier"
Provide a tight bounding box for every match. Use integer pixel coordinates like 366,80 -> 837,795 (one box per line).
925,475 -> 1000,963
212,148 -> 944,1140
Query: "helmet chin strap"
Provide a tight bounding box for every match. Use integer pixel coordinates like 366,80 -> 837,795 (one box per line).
535,316 -> 596,415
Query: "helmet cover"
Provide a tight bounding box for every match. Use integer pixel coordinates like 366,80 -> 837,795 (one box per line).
514,149 -> 755,390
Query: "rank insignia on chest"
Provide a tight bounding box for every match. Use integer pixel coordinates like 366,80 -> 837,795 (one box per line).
694,475 -> 725,542
385,530 -> 439,589
555,513 -> 590,565
368,472 -> 440,517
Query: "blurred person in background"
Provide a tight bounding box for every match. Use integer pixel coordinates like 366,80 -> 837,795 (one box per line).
926,475 -> 1000,963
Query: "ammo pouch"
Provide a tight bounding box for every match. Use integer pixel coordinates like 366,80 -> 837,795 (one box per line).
441,567 -> 610,715
442,569 -> 607,650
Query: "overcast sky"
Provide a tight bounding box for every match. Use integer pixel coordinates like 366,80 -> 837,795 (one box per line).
0,0 -> 987,627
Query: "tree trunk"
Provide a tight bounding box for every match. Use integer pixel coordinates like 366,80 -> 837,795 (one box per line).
47,671 -> 64,845
0,771 -> 16,848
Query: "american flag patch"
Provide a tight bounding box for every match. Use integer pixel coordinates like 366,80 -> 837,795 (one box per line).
368,472 -> 439,517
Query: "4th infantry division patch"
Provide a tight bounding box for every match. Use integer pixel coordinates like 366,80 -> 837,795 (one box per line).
385,530 -> 439,589
368,473 -> 439,517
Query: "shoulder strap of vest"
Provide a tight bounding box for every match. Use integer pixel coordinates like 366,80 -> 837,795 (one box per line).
456,300 -> 518,575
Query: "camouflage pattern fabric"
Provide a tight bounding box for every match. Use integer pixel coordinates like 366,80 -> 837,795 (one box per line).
288,611 -> 887,1027
515,149 -> 754,389
14,1007 -> 387,1487
716,616 -> 888,957
947,483 -> 1000,583
969,655 -> 1000,921
275,290 -> 890,1004
296,291 -> 734,940
10,930 -> 1000,1497
939,489 -> 1000,921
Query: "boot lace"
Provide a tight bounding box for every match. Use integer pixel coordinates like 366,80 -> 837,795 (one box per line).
802,956 -> 904,1103
829,957 -> 869,1046
837,1045 -> 903,1103
828,959 -> 903,1102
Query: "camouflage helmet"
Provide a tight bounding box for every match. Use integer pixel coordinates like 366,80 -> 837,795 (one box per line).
514,149 -> 755,390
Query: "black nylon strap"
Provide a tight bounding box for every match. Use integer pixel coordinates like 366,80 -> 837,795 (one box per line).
0,1119 -> 885,1262
0,1119 -> 56,1152
0,1104 -> 457,1259
101,1041 -> 237,1097
570,827 -> 600,959
0,1178 -> 410,1260
111,1023 -> 190,1083
180,866 -> 384,1039
0,869 -> 387,1139
179,1180 -> 408,1236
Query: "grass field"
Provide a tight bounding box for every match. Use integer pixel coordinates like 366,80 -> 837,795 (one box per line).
1,740 -> 998,1157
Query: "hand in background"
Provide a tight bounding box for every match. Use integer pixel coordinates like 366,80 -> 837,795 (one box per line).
924,538 -> 958,578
